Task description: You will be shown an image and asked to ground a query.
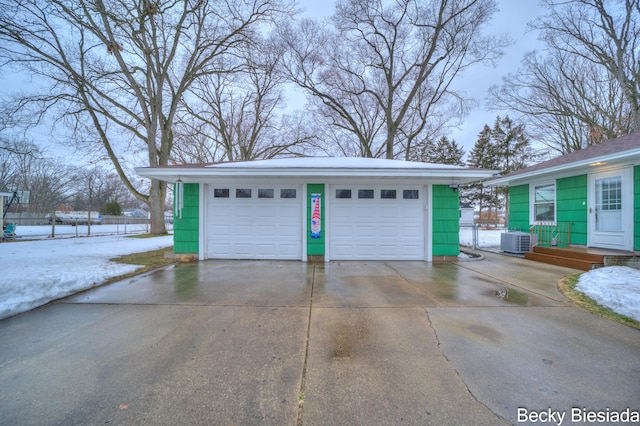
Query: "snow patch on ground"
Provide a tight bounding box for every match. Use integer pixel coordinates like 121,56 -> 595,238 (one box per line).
0,234 -> 173,320
576,266 -> 640,322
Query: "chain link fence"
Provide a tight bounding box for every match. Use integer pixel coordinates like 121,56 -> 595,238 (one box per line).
460,223 -> 505,252
3,213 -> 173,240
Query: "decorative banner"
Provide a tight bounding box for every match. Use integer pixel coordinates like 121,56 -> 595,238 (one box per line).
311,193 -> 321,238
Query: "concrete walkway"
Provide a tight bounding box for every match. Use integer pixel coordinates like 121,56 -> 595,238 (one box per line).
0,252 -> 638,425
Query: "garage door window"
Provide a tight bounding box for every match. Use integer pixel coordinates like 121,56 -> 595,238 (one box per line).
403,189 -> 419,199
381,189 -> 396,199
358,189 -> 374,199
236,189 -> 252,198
214,188 -> 229,198
258,189 -> 274,198
336,189 -> 352,198
280,189 -> 297,198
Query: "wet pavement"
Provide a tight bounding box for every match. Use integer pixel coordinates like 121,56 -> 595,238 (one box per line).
0,252 -> 639,425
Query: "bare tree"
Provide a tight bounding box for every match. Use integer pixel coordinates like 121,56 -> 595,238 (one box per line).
174,35 -> 313,163
0,0 -> 293,233
489,0 -> 639,154
535,0 -> 640,131
280,0 -> 507,159
0,140 -> 75,213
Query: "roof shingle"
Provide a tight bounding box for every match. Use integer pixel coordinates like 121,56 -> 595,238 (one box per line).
501,131 -> 640,178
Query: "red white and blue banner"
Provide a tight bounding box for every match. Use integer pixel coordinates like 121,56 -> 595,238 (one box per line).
311,193 -> 321,238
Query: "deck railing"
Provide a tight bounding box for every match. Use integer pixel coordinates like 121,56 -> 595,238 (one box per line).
529,223 -> 572,247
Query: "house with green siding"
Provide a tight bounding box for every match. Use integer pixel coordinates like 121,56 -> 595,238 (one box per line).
136,157 -> 495,262
490,132 -> 640,253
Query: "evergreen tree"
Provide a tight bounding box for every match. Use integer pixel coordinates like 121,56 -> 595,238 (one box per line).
463,116 -> 536,226
491,116 -> 539,226
101,201 -> 122,216
412,136 -> 465,165
491,116 -> 535,175
464,125 -> 499,222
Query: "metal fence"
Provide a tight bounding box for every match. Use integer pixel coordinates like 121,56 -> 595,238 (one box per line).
3,213 -> 153,226
460,223 -> 505,252
3,213 -> 173,240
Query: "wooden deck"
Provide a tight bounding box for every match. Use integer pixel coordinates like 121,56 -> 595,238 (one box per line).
525,246 -> 640,271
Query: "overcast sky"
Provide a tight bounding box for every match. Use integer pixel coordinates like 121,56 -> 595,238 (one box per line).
298,0 -> 546,157
0,0 -> 546,162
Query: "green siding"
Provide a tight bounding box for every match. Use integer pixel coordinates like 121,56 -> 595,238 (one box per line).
556,175 -> 587,245
174,183 -> 199,254
307,184 -> 325,256
432,185 -> 460,257
635,166 -> 640,251
509,178 -> 588,246
508,184 -> 529,231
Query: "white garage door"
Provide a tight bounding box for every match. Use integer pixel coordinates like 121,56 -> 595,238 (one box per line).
206,185 -> 302,259
329,186 -> 425,260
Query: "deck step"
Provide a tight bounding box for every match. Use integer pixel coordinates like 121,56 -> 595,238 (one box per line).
531,246 -> 605,263
524,252 -> 603,271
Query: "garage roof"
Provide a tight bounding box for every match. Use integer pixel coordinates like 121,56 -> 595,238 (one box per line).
136,157 -> 498,184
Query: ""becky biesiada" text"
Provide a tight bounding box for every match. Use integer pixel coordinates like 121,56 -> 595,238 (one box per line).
517,407 -> 640,425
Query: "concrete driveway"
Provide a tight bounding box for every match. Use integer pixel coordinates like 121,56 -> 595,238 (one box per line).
1,252 -> 638,425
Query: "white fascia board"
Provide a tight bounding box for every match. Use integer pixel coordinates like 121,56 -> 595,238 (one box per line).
489,149 -> 640,186
135,166 -> 498,184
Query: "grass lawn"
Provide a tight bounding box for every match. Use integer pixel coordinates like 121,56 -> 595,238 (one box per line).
558,273 -> 640,330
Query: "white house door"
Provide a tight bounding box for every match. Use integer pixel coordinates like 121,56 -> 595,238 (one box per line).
588,167 -> 633,251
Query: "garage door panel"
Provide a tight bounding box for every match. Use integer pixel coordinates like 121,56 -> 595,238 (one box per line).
379,226 -> 399,237
207,185 -> 302,259
234,224 -> 253,236
330,186 -> 425,260
356,207 -> 376,218
357,225 -> 377,235
334,224 -> 354,234
333,244 -> 353,257
402,246 -> 422,256
235,244 -> 255,256
279,244 -> 300,257
399,226 -> 421,238
256,244 -> 276,255
212,224 -> 231,236
280,225 -> 299,238
378,207 -> 398,219
210,243 -> 231,255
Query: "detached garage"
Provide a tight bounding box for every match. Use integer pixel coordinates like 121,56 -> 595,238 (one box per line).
136,157 -> 495,262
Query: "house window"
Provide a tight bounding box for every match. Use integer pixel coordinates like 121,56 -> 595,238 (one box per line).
336,189 -> 352,199
214,188 -> 229,198
236,188 -> 252,198
358,189 -> 374,199
280,189 -> 297,199
597,177 -> 622,210
532,183 -> 555,222
258,189 -> 274,199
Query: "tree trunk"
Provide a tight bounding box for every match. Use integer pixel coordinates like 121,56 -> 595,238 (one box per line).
148,179 -> 167,234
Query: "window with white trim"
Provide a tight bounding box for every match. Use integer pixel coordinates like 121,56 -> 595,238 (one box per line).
532,183 -> 555,223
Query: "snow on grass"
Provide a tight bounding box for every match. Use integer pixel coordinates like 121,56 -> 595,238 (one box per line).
459,227 -> 503,249
576,266 -> 640,322
0,233 -> 173,320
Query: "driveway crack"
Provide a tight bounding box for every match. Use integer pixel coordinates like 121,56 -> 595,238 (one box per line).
296,263 -> 315,426
423,307 -> 510,425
